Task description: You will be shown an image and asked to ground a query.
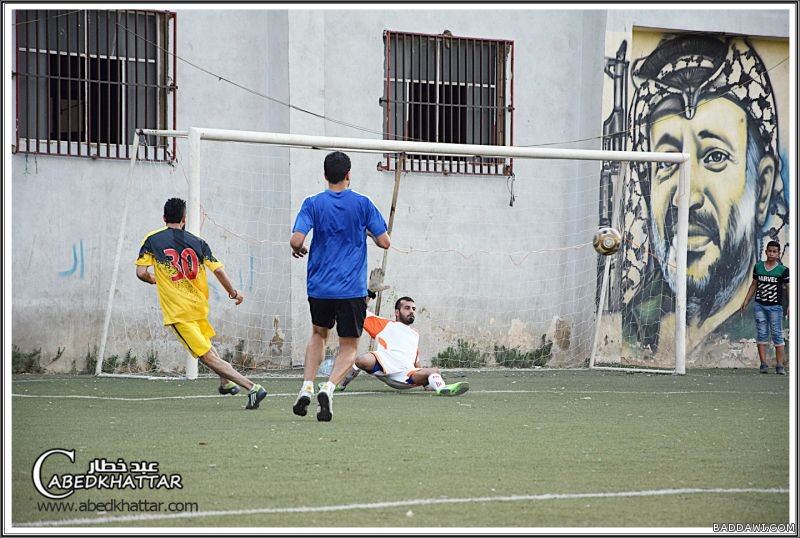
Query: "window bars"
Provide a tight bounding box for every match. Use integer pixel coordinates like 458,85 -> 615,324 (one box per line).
382,30 -> 514,176
15,9 -> 176,161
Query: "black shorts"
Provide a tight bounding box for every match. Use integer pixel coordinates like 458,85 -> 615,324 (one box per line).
308,297 -> 367,338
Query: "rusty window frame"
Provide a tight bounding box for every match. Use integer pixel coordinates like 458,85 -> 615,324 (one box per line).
381,30 -> 514,176
14,9 -> 177,162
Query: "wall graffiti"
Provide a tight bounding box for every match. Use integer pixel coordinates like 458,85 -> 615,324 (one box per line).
237,253 -> 255,293
597,41 -> 630,312
600,32 -> 790,363
58,240 -> 85,279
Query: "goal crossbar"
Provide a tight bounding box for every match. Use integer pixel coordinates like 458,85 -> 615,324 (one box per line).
190,127 -> 688,163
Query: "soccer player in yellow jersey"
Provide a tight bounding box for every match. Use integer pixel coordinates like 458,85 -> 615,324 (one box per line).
135,198 -> 267,409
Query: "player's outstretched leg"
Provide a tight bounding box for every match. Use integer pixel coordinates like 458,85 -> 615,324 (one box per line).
411,368 -> 470,396
219,368 -> 239,396
218,380 -> 240,395
438,381 -> 470,396
338,352 -> 378,391
337,365 -> 361,391
199,349 -> 266,409
213,350 -> 241,396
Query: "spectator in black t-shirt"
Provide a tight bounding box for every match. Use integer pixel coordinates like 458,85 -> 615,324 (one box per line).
740,241 -> 790,374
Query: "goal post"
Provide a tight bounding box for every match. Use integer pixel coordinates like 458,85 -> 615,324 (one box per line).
589,156 -> 690,376
96,128 -> 200,379
96,127 -> 689,378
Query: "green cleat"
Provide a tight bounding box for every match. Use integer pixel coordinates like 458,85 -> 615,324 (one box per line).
218,381 -> 240,396
438,381 -> 470,396
318,382 -> 344,393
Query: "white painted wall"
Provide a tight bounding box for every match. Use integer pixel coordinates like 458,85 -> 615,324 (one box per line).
12,9 -> 291,372
11,7 -> 791,371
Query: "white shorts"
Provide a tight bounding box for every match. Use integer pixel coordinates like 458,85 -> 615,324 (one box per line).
370,349 -> 413,376
368,351 -> 418,387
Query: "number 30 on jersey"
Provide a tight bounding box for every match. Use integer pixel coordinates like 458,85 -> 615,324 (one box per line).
163,248 -> 199,281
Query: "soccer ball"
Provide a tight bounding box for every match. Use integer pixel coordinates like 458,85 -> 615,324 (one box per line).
593,227 -> 622,256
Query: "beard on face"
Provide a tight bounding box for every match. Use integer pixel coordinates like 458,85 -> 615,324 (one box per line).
399,313 -> 415,326
650,172 -> 757,323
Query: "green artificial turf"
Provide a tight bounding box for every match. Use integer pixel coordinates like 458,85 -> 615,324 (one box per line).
10,369 -> 790,529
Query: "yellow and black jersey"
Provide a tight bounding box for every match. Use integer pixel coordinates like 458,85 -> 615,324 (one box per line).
135,227 -> 223,324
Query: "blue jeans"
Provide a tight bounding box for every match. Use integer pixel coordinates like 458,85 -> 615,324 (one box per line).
753,303 -> 785,346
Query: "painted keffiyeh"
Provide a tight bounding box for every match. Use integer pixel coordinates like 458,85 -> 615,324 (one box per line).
622,35 -> 787,306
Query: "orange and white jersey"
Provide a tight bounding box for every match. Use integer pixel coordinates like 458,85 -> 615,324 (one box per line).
363,310 -> 419,375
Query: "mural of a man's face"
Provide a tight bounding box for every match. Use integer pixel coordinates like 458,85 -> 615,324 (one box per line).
648,96 -> 775,316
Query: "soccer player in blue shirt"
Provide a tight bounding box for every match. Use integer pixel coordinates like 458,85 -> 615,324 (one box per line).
290,152 -> 390,421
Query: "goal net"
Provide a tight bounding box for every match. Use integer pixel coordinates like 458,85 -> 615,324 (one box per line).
97,128 -> 688,378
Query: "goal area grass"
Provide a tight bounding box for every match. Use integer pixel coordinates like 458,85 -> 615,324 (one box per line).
11,369 -> 789,528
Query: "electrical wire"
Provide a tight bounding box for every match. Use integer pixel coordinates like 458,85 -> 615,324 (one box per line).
14,9 -> 791,154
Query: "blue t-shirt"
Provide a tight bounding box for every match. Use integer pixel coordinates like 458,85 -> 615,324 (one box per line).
292,189 -> 388,299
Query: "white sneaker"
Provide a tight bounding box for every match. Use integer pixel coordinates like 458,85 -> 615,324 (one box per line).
292,390 -> 312,417
316,389 -> 333,422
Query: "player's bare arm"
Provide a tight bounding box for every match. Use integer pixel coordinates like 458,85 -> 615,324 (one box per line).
136,265 -> 156,285
368,231 -> 391,249
213,267 -> 244,305
290,231 -> 308,258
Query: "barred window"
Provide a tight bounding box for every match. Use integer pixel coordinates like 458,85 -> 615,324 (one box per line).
14,10 -> 176,161
382,30 -> 514,176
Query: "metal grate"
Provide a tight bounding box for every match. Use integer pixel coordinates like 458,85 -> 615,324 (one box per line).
14,9 -> 176,161
381,30 -> 514,176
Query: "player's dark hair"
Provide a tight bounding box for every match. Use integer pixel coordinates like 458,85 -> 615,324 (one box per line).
164,198 -> 186,224
324,151 -> 351,184
395,296 -> 414,310
766,240 -> 781,250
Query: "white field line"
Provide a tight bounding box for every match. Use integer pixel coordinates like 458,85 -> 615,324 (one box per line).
15,487 -> 789,527
10,391 -> 377,401
11,387 -> 786,401
10,368 -> 764,383
11,374 -> 305,383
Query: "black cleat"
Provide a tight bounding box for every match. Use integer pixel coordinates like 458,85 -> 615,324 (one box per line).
316,391 -> 333,422
245,385 -> 267,409
218,383 -> 240,396
293,392 -> 312,417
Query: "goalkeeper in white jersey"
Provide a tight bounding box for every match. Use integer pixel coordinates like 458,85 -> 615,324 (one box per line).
338,294 -> 469,396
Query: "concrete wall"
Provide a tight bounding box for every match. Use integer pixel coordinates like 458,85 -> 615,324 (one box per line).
284,10 -> 615,366
605,8 -> 789,37
12,9 -> 291,372
11,7 -> 791,372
